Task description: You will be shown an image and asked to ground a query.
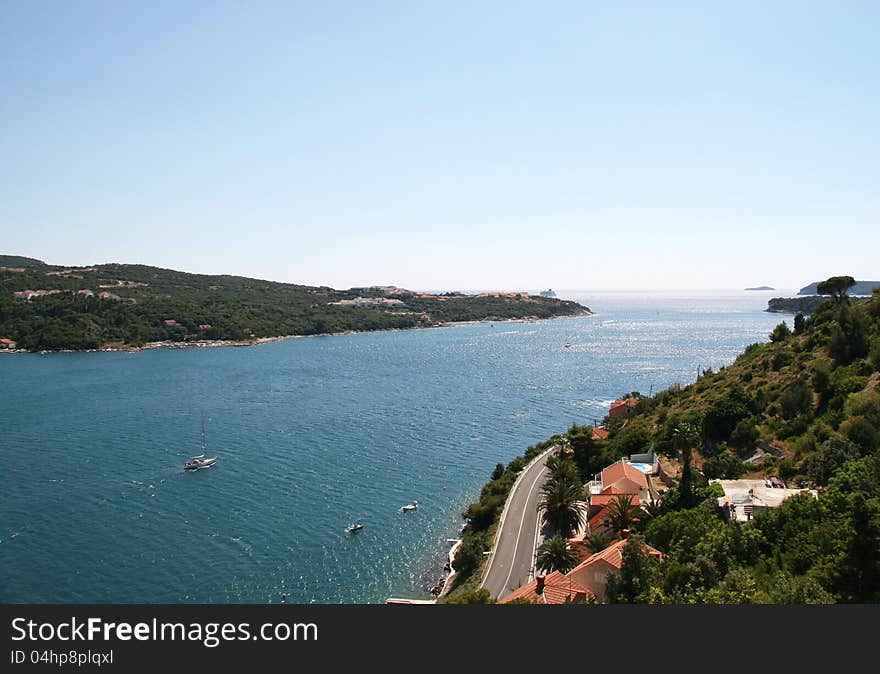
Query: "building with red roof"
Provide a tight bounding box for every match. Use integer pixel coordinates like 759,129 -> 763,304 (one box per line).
499,571 -> 594,605
567,537 -> 663,603
608,397 -> 639,418
599,460 -> 649,499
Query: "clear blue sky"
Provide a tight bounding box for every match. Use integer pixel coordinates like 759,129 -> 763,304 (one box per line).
2,1 -> 878,290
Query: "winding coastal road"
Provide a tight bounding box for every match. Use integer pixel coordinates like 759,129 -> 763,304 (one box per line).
480,446 -> 557,600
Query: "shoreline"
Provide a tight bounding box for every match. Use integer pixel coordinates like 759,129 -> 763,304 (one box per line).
0,310 -> 594,356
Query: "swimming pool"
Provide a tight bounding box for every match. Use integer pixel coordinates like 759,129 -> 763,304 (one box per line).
628,462 -> 655,473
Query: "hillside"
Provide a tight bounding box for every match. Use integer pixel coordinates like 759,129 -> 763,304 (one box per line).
0,255 -> 47,268
565,285 -> 880,603
799,280 -> 880,296
766,296 -> 828,315
0,259 -> 591,351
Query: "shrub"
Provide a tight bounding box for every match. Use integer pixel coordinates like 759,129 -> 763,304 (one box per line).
770,322 -> 792,343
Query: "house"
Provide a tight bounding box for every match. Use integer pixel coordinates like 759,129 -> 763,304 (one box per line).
585,491 -> 641,536
499,571 -> 595,605
713,479 -> 818,523
608,397 -> 639,418
12,290 -> 36,300
97,291 -> 121,301
163,319 -> 181,328
76,289 -> 94,298
584,459 -> 652,535
596,459 -> 650,501
0,338 -> 16,349
198,324 -> 212,330
567,536 -> 664,603
588,426 -> 610,441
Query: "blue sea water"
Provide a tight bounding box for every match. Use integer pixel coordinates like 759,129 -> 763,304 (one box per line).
0,290 -> 788,603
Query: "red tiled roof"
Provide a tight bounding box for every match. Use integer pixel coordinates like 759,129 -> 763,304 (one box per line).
500,571 -> 594,605
589,493 -> 639,509
589,427 -> 610,441
588,510 -> 607,530
569,538 -> 663,575
601,461 -> 648,491
610,398 -> 639,411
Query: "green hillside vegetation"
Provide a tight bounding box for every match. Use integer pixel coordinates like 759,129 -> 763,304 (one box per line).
574,285 -> 880,603
0,255 -> 47,268
449,281 -> 879,604
0,261 -> 590,351
767,296 -> 828,315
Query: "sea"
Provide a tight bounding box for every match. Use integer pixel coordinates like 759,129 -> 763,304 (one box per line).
0,289 -> 791,603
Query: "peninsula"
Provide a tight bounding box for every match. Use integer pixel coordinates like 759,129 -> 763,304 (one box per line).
0,256 -> 591,352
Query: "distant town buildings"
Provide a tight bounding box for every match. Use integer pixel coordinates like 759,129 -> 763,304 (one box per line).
12,289 -> 63,300
330,297 -> 405,308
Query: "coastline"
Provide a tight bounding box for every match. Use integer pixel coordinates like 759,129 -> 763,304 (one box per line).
0,310 -> 594,356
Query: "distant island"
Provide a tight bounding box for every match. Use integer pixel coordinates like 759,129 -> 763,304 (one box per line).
0,256 -> 592,352
745,286 -> 774,291
798,280 -> 880,296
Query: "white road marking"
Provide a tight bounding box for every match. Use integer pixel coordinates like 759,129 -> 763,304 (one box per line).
499,465 -> 547,596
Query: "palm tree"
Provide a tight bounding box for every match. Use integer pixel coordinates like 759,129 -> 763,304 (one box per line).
538,477 -> 585,538
585,530 -> 613,553
603,493 -> 640,534
546,453 -> 580,484
535,536 -> 580,574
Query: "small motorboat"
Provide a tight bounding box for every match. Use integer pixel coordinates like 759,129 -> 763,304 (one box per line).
346,518 -> 364,533
184,455 -> 217,471
401,501 -> 419,512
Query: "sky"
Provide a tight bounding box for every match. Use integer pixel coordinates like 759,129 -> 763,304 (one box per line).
2,1 -> 878,291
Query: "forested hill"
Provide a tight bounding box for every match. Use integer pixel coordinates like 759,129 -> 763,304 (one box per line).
0,260 -> 591,351
799,280 -> 880,296
563,286 -> 880,603
0,255 -> 47,268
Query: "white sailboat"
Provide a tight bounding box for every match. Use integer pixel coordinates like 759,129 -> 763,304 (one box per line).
185,417 -> 218,470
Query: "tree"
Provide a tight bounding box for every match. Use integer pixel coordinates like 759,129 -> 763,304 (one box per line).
603,493 -> 641,534
816,276 -> 856,302
793,312 -> 806,335
770,321 -> 792,343
780,378 -> 813,420
546,453 -> 580,484
673,422 -> 701,508
535,536 -> 580,574
444,588 -> 495,604
730,417 -> 759,449
831,493 -> 880,602
703,389 -> 751,441
604,534 -> 660,603
585,530 -> 614,552
538,477 -> 585,538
